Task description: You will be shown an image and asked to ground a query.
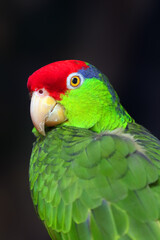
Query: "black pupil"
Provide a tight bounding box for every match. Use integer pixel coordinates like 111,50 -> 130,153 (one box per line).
72,77 -> 78,84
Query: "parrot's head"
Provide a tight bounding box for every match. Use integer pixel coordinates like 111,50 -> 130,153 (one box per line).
27,60 -> 132,135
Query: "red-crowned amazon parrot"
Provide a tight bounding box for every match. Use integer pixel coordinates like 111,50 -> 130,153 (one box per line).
27,60 -> 160,240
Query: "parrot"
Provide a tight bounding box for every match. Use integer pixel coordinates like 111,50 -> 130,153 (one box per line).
27,60 -> 160,240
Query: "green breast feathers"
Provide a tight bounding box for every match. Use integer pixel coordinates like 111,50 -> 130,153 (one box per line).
30,124 -> 160,240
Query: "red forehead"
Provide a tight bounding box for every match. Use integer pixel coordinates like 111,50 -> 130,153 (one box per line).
27,60 -> 88,100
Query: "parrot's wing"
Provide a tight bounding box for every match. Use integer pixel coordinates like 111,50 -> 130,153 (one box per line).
30,126 -> 160,240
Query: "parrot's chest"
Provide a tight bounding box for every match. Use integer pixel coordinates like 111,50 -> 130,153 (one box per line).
29,127 -> 95,229
29,126 -> 160,240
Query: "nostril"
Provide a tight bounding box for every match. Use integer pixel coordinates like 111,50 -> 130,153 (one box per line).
38,89 -> 43,94
36,88 -> 49,97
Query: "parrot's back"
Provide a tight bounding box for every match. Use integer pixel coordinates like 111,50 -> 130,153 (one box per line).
29,123 -> 160,240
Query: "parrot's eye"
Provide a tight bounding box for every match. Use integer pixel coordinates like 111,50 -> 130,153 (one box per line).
71,76 -> 80,87
67,72 -> 84,89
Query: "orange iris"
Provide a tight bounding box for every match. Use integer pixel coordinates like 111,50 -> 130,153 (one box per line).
70,76 -> 81,87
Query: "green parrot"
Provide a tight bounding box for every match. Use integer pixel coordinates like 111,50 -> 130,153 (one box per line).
27,60 -> 160,240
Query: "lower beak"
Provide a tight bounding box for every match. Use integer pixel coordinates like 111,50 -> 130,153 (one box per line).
30,92 -> 66,135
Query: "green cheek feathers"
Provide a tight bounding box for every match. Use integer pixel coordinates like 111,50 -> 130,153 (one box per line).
60,81 -> 102,129
60,79 -> 133,132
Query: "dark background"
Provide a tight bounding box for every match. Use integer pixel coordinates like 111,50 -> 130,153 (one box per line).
1,0 -> 160,239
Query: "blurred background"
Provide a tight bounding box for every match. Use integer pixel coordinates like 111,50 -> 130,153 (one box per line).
1,0 -> 160,239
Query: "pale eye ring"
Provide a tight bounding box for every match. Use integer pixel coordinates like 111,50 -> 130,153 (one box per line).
67,72 -> 84,89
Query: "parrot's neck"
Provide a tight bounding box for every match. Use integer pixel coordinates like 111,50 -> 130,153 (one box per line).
91,102 -> 134,133
62,100 -> 134,133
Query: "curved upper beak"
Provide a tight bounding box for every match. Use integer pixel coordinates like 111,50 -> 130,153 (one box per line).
30,91 -> 66,135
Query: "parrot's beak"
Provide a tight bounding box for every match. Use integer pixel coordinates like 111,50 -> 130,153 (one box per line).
30,90 -> 66,135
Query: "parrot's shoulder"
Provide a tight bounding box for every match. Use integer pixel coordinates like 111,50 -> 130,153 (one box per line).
125,122 -> 160,164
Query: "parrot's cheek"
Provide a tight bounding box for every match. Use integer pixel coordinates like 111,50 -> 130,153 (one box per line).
30,90 -> 67,135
